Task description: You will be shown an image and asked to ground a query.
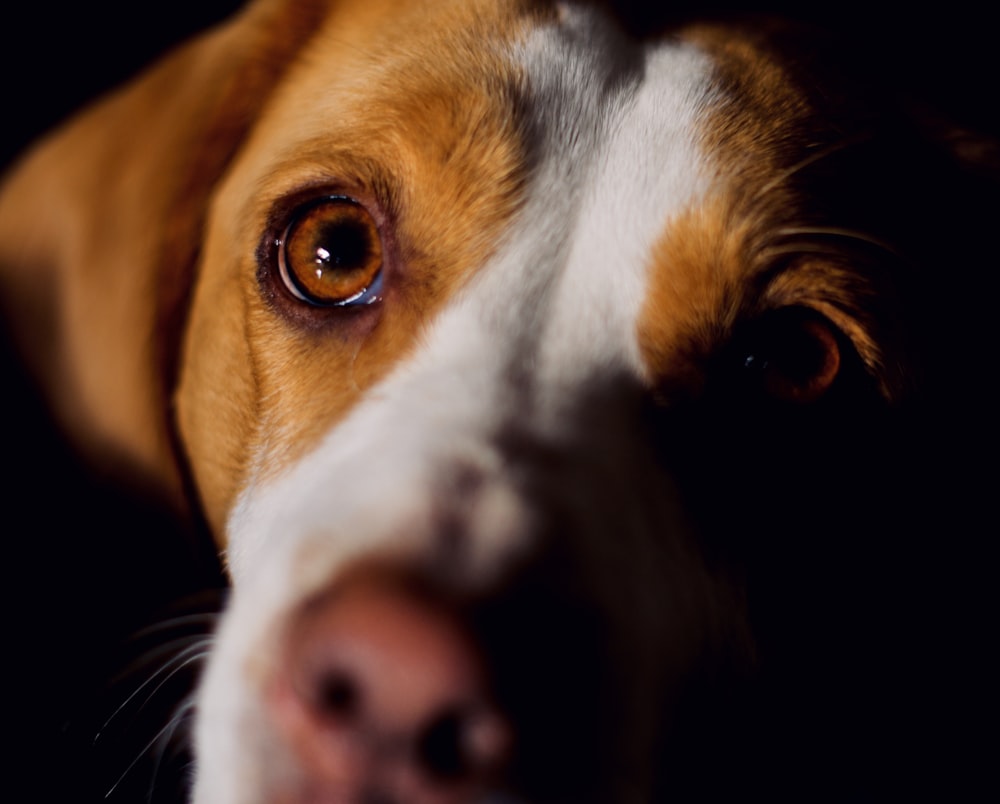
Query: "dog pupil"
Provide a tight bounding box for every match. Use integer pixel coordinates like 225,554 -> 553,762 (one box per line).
773,331 -> 825,382
316,219 -> 370,270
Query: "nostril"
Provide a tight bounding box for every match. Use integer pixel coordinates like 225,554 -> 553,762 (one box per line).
418,709 -> 470,781
417,706 -> 511,784
270,567 -> 513,800
315,669 -> 362,722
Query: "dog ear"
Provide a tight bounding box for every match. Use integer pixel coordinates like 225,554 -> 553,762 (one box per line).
0,0 -> 327,512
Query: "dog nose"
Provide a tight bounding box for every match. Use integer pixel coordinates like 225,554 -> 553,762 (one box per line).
267,569 -> 512,803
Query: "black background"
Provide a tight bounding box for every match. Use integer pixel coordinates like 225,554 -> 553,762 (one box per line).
2,2 -> 999,165
1,2 -> 996,802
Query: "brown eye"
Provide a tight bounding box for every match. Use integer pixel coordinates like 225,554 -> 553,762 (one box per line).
740,309 -> 842,403
278,197 -> 383,307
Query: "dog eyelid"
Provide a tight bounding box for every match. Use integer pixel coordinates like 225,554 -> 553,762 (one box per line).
737,309 -> 843,404
275,196 -> 385,308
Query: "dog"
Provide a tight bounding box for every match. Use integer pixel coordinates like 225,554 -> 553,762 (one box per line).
1,1 -> 996,802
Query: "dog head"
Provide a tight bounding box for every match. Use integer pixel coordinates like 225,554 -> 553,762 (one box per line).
2,1 -> 995,802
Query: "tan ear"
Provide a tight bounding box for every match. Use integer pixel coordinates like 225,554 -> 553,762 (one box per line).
0,0 -> 329,512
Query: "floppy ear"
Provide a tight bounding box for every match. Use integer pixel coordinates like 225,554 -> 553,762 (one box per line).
0,0 -> 328,512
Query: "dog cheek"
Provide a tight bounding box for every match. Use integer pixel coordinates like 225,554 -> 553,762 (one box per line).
175,261 -> 260,543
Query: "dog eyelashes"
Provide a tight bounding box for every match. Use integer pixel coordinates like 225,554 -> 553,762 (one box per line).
277,196 -> 384,307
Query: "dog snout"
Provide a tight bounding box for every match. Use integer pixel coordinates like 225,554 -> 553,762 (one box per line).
262,543 -> 629,804
221,399 -> 714,801
267,567 -> 513,804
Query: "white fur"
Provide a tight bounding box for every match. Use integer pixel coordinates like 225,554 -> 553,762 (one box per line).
193,8 -> 714,802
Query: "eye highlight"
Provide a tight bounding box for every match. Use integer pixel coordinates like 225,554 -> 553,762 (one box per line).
737,308 -> 842,404
277,197 -> 383,307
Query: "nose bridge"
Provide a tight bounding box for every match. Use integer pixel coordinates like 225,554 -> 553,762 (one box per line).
358,12 -> 714,464
479,32 -> 712,421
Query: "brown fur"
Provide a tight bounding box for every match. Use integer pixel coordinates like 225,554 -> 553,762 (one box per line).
1,3 -> 995,801
0,0 -> 337,511
176,0 -> 536,536
0,0 -> 537,537
638,22 -> 910,403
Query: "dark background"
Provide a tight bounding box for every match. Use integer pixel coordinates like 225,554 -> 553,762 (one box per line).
1,2 -> 996,802
2,2 -> 999,164
1,5 -> 241,802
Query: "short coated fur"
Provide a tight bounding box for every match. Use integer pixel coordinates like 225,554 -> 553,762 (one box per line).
2,2 -> 996,802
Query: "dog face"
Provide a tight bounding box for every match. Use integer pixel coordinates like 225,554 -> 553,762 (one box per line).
1,1 -> 993,802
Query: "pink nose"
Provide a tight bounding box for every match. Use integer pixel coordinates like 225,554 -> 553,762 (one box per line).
267,570 -> 512,803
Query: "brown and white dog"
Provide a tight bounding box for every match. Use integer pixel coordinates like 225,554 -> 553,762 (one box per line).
1,1 -> 995,802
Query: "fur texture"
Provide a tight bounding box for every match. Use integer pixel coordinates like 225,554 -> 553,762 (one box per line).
2,2 -> 996,802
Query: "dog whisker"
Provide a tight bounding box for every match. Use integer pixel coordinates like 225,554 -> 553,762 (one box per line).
112,632 -> 216,680
104,700 -> 197,801
96,636 -> 213,743
128,612 -> 221,640
145,695 -> 199,804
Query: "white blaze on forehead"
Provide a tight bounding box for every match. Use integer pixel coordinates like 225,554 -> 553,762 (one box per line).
515,13 -> 714,408
199,18 -> 715,801
225,9 -> 714,585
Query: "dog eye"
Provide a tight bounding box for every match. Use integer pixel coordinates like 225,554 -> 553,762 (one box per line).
277,197 -> 383,307
737,308 -> 842,403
